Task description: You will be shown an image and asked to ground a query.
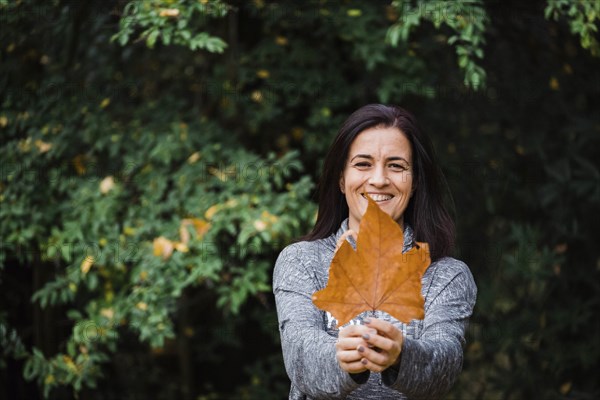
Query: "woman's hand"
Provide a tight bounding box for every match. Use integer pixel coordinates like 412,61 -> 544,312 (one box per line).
358,318 -> 404,372
335,324 -> 373,373
335,318 -> 404,374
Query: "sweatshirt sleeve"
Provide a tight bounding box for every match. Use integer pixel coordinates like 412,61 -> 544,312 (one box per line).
381,260 -> 477,399
273,244 -> 362,398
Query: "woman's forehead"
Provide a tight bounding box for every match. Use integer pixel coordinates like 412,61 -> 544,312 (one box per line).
349,127 -> 412,158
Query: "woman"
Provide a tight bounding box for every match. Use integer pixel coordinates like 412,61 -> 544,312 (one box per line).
273,104 -> 477,399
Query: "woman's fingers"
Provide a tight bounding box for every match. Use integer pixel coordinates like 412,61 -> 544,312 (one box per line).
336,349 -> 362,363
359,318 -> 404,371
339,359 -> 369,374
335,336 -> 365,351
336,347 -> 368,373
358,341 -> 397,373
336,318 -> 404,372
356,343 -> 388,367
358,357 -> 386,373
360,331 -> 395,352
336,323 -> 373,373
338,324 -> 376,339
363,318 -> 401,341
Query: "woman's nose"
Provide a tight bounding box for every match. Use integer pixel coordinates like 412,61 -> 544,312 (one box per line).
368,166 -> 388,186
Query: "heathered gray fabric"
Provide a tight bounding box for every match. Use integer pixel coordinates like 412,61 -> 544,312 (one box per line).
273,219 -> 477,399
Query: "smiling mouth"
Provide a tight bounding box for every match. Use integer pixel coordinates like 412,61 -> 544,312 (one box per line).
361,193 -> 394,202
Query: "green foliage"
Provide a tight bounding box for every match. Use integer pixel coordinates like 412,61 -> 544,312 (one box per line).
113,0 -> 229,51
1,0 -> 599,399
1,90 -> 315,394
387,0 -> 488,88
545,0 -> 600,56
0,320 -> 28,368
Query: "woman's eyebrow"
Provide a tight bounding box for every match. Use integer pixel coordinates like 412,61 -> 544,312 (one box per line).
350,154 -> 374,162
350,154 -> 410,163
387,156 -> 410,163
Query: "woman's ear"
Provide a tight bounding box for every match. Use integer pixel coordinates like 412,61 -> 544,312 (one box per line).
339,176 -> 345,194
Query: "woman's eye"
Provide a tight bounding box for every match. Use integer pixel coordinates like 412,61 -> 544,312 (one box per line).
354,162 -> 371,168
389,163 -> 408,171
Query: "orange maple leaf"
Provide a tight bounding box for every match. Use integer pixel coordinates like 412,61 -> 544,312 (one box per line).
312,196 -> 431,326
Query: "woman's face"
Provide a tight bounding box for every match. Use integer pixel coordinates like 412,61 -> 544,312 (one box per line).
340,126 -> 414,231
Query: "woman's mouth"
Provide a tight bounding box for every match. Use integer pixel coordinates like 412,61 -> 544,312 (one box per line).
361,193 -> 394,202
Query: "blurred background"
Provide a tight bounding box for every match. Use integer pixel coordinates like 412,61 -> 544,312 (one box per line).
1,0 -> 599,399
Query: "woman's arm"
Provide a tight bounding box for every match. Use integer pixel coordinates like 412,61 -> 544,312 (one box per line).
273,244 -> 363,398
381,260 -> 477,399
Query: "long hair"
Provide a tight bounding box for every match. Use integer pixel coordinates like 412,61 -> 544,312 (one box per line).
301,104 -> 455,260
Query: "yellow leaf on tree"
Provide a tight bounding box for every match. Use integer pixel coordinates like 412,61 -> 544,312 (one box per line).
80,257 -> 94,275
560,382 -> 572,395
261,210 -> 278,224
312,196 -> 431,326
208,166 -> 233,182
187,151 -> 201,164
18,138 -> 32,153
204,204 -> 220,220
174,242 -> 189,252
34,139 -> 52,153
251,90 -> 263,103
179,223 -> 190,244
257,69 -> 270,79
159,8 -> 180,17
253,220 -> 267,231
225,199 -> 238,208
62,355 -> 77,372
153,236 -> 174,260
100,176 -> 115,194
100,308 -> 114,320
72,154 -> 86,175
179,218 -> 211,244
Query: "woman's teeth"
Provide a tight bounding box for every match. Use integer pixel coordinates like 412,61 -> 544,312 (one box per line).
362,193 -> 393,202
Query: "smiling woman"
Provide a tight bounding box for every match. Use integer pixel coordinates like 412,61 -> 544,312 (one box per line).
303,104 -> 455,261
340,126 -> 414,231
273,104 -> 477,399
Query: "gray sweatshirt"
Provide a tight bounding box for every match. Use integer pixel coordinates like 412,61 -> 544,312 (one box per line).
273,219 -> 477,399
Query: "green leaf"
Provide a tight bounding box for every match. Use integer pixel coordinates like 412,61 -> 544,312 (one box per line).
146,29 -> 160,49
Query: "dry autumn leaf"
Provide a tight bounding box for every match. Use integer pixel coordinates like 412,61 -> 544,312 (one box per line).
159,8 -> 180,18
153,236 -> 174,260
80,256 -> 94,275
312,196 -> 431,326
179,218 -> 211,244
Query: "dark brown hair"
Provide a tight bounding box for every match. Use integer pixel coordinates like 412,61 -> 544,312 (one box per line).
302,104 -> 455,260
